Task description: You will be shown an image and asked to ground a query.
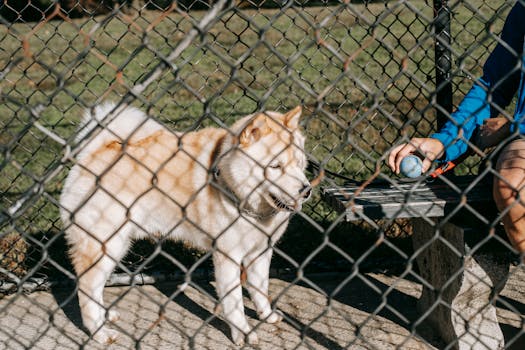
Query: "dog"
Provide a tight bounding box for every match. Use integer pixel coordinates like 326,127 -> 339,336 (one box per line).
59,103 -> 311,345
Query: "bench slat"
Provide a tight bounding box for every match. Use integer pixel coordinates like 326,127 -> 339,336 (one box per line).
322,175 -> 493,221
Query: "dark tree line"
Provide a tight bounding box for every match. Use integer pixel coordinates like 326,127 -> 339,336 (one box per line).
0,1 -> 371,23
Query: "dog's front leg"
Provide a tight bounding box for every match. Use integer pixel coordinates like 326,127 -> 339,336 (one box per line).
213,251 -> 257,345
244,248 -> 283,324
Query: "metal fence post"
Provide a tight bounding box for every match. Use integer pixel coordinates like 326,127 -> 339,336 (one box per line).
433,0 -> 453,129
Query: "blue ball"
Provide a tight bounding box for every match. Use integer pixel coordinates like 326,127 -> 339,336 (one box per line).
400,155 -> 423,178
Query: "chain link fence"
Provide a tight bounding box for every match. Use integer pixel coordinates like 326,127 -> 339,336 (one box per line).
1,0 -> 524,349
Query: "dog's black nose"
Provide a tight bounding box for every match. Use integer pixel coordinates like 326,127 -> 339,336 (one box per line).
300,184 -> 312,199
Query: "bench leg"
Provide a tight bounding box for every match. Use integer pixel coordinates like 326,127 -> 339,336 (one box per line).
412,218 -> 509,350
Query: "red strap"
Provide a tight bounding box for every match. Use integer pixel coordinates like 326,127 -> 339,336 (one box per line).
429,151 -> 471,178
430,161 -> 456,178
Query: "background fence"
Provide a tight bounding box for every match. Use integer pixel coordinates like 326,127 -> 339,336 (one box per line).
0,0 -> 524,349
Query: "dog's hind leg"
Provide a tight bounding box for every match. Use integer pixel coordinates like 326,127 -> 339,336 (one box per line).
213,251 -> 258,346
243,248 -> 283,324
69,224 -> 131,344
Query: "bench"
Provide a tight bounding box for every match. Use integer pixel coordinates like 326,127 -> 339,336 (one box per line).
322,174 -> 513,350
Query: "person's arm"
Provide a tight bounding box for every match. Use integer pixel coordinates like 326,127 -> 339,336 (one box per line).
431,2 -> 525,162
430,79 -> 490,162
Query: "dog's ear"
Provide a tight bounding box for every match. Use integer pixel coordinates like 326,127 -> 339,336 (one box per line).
239,116 -> 267,147
283,106 -> 302,129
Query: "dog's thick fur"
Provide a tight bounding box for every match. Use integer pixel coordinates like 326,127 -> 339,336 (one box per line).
59,103 -> 310,345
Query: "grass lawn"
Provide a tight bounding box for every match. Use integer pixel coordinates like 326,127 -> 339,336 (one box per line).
0,0 -> 512,280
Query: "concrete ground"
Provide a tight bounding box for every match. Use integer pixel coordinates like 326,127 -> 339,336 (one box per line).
0,267 -> 524,350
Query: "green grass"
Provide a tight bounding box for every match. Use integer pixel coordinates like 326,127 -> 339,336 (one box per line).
0,1 -> 513,279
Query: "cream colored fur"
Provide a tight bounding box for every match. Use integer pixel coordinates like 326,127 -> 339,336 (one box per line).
59,103 -> 310,345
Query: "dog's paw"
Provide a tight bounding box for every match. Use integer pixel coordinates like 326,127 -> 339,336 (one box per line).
246,332 -> 259,345
107,309 -> 120,323
92,327 -> 120,345
231,329 -> 259,346
260,309 -> 283,324
265,310 -> 283,324
231,329 -> 244,346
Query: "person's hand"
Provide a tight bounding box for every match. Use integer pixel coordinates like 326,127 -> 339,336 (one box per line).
475,117 -> 511,149
388,138 -> 445,175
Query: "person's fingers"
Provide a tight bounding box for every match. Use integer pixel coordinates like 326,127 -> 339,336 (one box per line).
421,158 -> 433,173
388,144 -> 406,172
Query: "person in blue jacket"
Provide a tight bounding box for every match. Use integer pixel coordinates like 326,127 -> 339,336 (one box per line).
389,2 -> 525,253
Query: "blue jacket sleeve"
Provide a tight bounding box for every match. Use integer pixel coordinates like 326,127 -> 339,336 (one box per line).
430,79 -> 490,162
431,2 -> 525,162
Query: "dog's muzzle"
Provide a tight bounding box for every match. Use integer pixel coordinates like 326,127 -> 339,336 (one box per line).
267,183 -> 311,213
268,194 -> 296,212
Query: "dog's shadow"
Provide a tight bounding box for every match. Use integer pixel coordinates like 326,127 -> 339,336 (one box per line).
50,282 -> 89,335
153,279 -> 346,350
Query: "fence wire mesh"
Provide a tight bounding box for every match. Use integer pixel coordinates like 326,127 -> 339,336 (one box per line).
1,0 -> 525,349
